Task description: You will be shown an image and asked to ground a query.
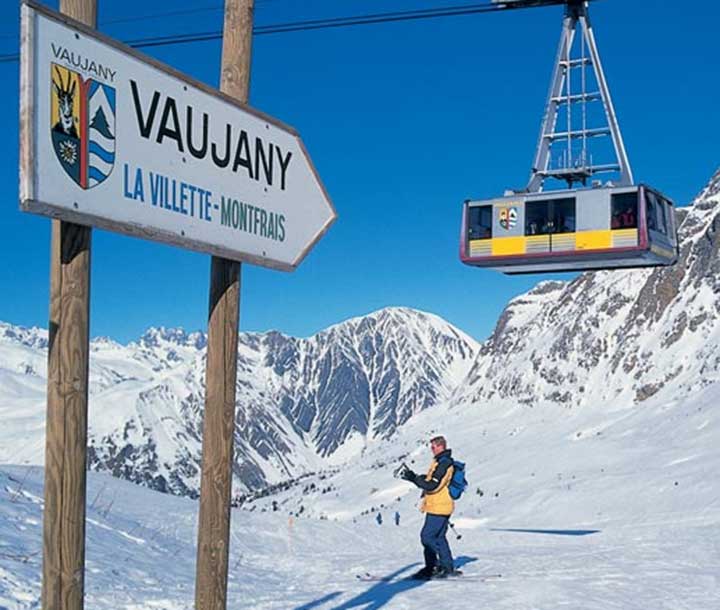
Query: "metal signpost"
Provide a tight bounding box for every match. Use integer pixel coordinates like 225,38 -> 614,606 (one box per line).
20,1 -> 336,608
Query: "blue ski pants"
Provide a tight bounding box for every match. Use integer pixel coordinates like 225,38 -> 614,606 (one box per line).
420,513 -> 454,570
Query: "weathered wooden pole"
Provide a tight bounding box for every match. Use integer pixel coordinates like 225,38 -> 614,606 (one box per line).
42,2 -> 96,609
195,2 -> 254,608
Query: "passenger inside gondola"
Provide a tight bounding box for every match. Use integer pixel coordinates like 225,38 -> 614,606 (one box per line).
611,206 -> 636,228
552,199 -> 576,233
526,201 -> 550,235
555,214 -> 575,233
611,193 -> 638,229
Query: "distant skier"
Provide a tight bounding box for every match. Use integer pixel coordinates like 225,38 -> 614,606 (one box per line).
376,512 -> 382,525
401,435 -> 459,579
394,511 -> 400,526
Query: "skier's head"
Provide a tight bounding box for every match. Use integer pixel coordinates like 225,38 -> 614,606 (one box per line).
430,435 -> 447,456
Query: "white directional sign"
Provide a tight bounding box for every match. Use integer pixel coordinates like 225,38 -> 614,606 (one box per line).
20,1 -> 336,271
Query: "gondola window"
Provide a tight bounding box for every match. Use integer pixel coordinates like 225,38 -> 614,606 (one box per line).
657,195 -> 668,236
525,201 -> 550,235
551,198 -> 576,234
611,192 -> 638,229
646,191 -> 667,235
525,198 -> 575,235
646,191 -> 658,232
468,205 -> 492,239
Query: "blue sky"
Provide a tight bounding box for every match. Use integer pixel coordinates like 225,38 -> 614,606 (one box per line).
1,0 -> 717,343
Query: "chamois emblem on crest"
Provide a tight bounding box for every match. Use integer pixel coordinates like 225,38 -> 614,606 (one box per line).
51,63 -> 116,189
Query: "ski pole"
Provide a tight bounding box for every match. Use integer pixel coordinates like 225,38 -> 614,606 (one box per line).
448,521 -> 462,540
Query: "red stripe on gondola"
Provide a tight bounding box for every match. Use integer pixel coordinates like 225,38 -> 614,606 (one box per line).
459,201 -> 470,261
638,186 -> 649,249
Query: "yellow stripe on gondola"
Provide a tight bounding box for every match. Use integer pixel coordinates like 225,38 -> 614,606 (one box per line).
475,228 -> 644,259
576,230 -> 612,250
491,236 -> 526,256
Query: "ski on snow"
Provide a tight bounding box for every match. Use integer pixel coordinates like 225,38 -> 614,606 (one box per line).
355,572 -> 502,583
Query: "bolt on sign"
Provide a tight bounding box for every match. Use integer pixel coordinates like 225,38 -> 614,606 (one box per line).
20,1 -> 336,271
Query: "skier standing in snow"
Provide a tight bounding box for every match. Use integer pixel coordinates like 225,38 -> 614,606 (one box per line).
401,435 -> 459,579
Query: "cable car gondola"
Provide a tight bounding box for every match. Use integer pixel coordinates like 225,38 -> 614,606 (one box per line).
461,184 -> 678,274
461,0 -> 679,275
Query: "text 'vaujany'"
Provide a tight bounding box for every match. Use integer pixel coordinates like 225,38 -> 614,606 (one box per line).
130,80 -> 293,191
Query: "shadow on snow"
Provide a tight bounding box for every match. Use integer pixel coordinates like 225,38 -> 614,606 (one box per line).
294,556 -> 478,610
490,528 -> 601,536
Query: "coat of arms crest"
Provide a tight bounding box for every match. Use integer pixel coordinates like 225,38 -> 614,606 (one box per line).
499,206 -> 518,231
51,63 -> 116,189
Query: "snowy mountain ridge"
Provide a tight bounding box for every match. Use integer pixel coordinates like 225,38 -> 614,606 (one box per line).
0,307 -> 480,496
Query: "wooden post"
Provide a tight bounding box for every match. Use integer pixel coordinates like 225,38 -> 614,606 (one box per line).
43,221 -> 92,610
42,0 -> 97,610
41,7 -> 95,610
195,2 -> 253,609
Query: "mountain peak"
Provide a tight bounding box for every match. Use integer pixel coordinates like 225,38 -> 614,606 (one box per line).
676,166 -> 720,243
528,280 -> 567,296
137,326 -> 206,350
0,321 -> 49,350
324,306 -> 474,342
90,336 -> 123,350
695,166 -> 720,205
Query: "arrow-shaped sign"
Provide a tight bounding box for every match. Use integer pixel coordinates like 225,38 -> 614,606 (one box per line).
20,1 -> 336,271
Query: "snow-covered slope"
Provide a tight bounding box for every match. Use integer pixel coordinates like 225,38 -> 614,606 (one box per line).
453,168 -> 720,410
0,308 -> 479,496
2,375 -> 718,609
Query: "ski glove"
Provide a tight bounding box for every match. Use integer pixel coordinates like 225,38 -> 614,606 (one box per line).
401,468 -> 417,482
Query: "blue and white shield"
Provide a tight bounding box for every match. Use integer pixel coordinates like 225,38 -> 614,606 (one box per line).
86,81 -> 116,188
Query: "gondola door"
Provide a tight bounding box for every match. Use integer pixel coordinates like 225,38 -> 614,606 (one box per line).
524,197 -> 576,253
548,197 -> 577,252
